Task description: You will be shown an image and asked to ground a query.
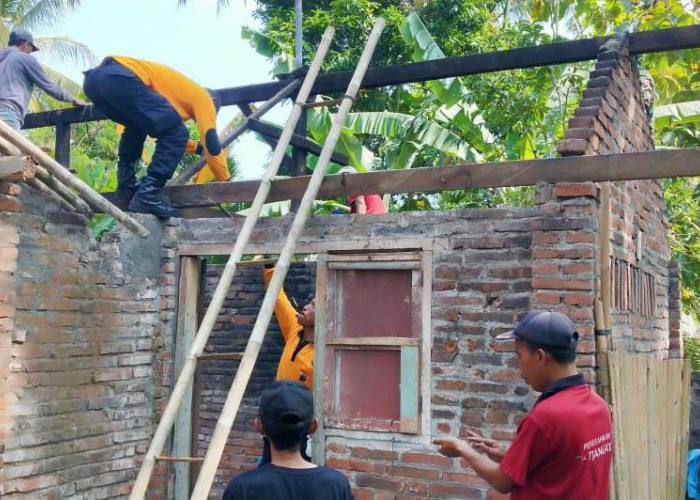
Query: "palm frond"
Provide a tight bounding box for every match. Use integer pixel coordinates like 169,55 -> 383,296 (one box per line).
14,0 -> 82,30
34,36 -> 97,68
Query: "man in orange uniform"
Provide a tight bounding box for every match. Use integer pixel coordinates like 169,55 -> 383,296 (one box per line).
260,265 -> 316,466
83,56 -> 230,218
263,266 -> 315,389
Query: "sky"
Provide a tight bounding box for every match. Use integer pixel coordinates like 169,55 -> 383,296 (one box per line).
33,0 -> 289,179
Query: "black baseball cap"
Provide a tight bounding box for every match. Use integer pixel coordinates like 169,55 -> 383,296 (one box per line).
9,29 -> 39,52
259,380 -> 313,435
496,310 -> 578,349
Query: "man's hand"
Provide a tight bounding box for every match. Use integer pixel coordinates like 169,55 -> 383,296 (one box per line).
464,430 -> 508,463
72,98 -> 88,107
432,436 -> 472,458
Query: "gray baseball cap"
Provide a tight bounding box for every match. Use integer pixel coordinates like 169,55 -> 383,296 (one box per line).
9,29 -> 39,52
496,310 -> 578,349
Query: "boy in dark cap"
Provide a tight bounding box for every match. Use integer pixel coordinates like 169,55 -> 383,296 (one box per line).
222,380 -> 353,500
433,310 -> 613,499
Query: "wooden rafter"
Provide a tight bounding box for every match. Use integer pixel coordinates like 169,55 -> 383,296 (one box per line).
96,149 -> 700,210
22,25 -> 700,129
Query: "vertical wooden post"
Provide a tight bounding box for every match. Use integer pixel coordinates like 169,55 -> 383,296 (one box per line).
290,104 -> 308,212
173,257 -> 201,500
55,121 -> 71,167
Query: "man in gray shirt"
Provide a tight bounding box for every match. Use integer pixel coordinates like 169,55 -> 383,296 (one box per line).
0,29 -> 86,130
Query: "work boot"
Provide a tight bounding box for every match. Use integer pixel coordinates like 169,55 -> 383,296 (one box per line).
113,160 -> 139,210
128,176 -> 179,219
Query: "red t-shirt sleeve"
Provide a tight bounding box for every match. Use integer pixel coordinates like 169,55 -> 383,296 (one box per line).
499,415 -> 550,486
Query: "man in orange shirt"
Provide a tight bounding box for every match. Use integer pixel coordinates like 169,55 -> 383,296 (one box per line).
260,265 -> 315,466
263,266 -> 315,389
83,56 -> 230,218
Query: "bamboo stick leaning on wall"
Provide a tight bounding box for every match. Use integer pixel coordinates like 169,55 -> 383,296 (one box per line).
129,26 -> 337,500
596,182 -> 612,403
190,18 -> 386,499
0,119 -> 149,238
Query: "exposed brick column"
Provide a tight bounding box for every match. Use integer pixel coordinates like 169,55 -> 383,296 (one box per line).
0,180 -> 21,496
551,33 -> 668,357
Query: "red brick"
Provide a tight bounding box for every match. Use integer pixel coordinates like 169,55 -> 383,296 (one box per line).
563,293 -> 594,306
326,457 -> 373,472
532,278 -> 592,290
532,232 -> 560,245
402,452 -> 453,467
326,443 -> 350,454
566,232 -> 595,244
436,379 -> 467,391
351,447 -> 399,461
429,483 -> 485,498
533,292 -> 560,305
554,182 -> 598,199
352,489 -> 373,500
532,263 -> 558,275
387,464 -> 439,480
442,470 -> 488,485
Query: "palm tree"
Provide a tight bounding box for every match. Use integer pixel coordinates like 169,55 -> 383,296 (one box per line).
1,0 -> 97,111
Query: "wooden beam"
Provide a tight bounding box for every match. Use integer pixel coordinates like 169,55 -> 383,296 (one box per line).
23,25 -> 700,129
54,122 -> 71,167
0,156 -> 36,181
247,118 -> 349,166
101,149 -> 700,209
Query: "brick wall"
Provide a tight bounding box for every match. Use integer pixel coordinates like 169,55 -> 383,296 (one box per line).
0,181 -> 164,499
171,208 -> 567,499
557,34 -> 670,356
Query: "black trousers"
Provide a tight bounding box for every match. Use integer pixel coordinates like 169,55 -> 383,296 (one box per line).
83,59 -> 189,184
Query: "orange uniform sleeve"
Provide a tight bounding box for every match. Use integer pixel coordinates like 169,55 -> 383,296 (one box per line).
192,96 -> 230,183
263,268 -> 302,343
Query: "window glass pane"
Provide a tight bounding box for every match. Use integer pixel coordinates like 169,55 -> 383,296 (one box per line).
338,350 -> 400,421
340,269 -> 413,337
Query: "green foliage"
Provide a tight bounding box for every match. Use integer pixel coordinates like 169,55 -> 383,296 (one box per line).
684,334 -> 700,371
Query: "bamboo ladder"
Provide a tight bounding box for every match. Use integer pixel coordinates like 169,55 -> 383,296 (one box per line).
130,19 -> 386,499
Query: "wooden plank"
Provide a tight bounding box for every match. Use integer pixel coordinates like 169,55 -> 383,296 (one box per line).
127,149 -> 700,209
327,261 -> 421,270
196,352 -> 243,361
312,254 -> 328,465
399,345 -> 419,434
22,26 -> 700,130
0,156 -> 35,181
326,336 -> 419,347
247,118 -> 349,166
156,456 -> 204,463
172,257 -> 201,500
647,357 -> 660,500
54,122 -> 71,167
680,359 -> 691,499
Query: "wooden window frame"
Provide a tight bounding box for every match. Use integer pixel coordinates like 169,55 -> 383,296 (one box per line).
313,247 -> 432,459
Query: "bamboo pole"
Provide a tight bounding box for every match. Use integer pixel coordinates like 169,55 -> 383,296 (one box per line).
596,182 -> 612,403
34,165 -> 93,216
27,177 -> 75,211
190,19 -> 386,499
128,26 -> 336,500
171,78 -> 302,185
0,134 -> 88,213
0,119 -> 149,238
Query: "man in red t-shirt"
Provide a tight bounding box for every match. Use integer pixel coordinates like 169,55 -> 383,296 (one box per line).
433,310 -> 613,499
